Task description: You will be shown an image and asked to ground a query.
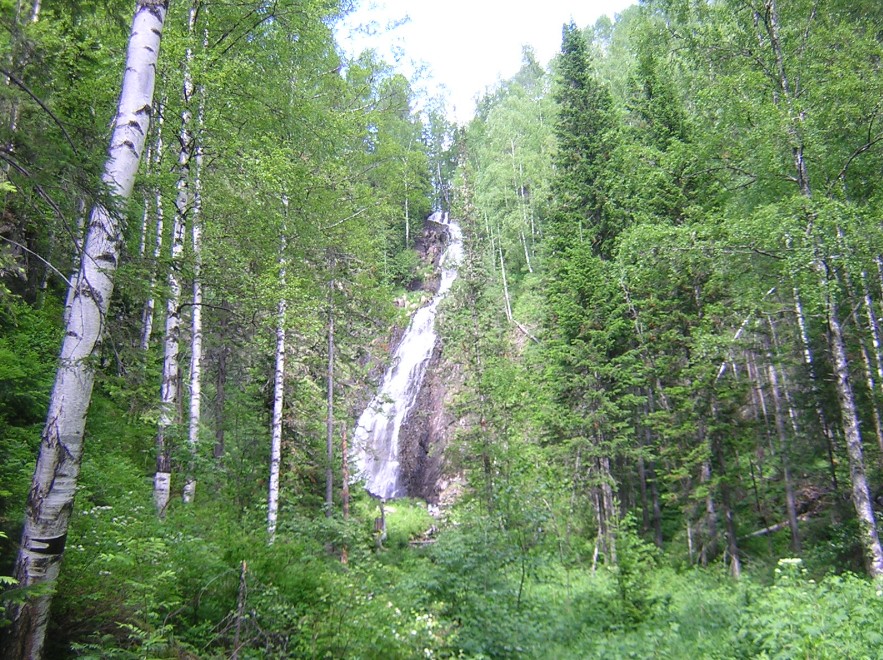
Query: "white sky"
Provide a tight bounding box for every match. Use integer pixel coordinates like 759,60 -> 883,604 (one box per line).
337,0 -> 635,124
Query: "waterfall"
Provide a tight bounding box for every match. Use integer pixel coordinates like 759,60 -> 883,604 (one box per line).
354,212 -> 463,499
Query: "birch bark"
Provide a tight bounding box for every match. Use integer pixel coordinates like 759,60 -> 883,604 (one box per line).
156,0 -> 200,511
765,358 -> 801,552
154,183 -> 185,514
824,268 -> 883,577
268,204 -> 288,542
325,272 -> 335,517
139,98 -> 164,351
267,289 -> 286,542
4,3 -> 166,656
184,67 -> 206,503
756,0 -> 882,573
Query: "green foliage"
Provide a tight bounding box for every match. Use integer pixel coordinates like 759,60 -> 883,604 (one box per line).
388,248 -> 422,287
4,0 -> 883,656
738,559 -> 883,658
613,516 -> 661,626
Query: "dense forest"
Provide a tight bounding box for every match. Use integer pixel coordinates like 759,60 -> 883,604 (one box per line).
3,0 -> 883,657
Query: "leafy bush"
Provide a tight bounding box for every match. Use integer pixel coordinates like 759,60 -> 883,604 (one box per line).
388,248 -> 422,287
738,558 -> 883,658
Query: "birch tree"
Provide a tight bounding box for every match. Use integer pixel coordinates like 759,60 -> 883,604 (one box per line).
156,0 -> 200,512
184,15 -> 208,504
267,199 -> 288,542
3,2 -> 167,656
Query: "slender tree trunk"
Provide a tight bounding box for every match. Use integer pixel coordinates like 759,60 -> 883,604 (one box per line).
648,459 -> 663,548
341,426 -> 350,564
154,180 -> 185,515
267,293 -> 286,542
520,230 -> 533,274
824,268 -> 883,578
637,453 -> 650,533
698,425 -> 717,566
140,98 -> 165,350
599,453 -> 617,564
267,219 -> 288,542
62,199 -> 87,326
766,358 -> 801,552
156,0 -> 200,512
861,272 -> 883,382
342,427 -> 350,519
508,139 -> 534,274
4,0 -> 42,158
138,141 -> 153,259
499,240 -> 512,322
325,275 -> 335,517
792,285 -> 839,490
686,518 -> 695,564
846,276 -> 883,455
214,304 -> 229,460
707,399 -> 740,578
184,68 -> 206,503
4,3 -> 166,656
231,560 -> 248,660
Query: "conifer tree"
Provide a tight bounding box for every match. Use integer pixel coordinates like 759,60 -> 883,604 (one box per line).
549,21 -> 616,258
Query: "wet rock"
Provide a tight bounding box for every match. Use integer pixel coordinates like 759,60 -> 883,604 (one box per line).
391,219 -> 457,502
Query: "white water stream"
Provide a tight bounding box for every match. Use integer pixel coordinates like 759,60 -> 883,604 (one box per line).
354,212 -> 463,499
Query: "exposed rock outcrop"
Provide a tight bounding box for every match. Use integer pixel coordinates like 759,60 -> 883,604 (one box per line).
398,339 -> 451,502
396,218 -> 456,502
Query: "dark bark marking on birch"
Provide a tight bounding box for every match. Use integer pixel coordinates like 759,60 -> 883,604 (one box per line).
29,534 -> 67,556
96,251 -> 118,266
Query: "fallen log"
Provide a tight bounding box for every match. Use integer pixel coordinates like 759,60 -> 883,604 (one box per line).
740,513 -> 811,540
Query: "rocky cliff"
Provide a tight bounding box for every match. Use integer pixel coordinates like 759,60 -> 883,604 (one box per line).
397,217 -> 456,502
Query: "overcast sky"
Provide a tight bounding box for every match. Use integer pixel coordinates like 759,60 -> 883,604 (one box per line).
337,0 -> 635,123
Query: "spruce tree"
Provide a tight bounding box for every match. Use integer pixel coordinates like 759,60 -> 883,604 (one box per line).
549,21 -> 616,259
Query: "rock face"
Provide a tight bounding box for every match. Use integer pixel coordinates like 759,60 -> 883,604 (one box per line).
397,217 -> 456,503
414,219 -> 451,290
398,339 -> 451,502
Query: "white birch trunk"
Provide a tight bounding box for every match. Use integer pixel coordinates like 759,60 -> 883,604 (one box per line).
861,271 -> 883,388
62,199 -> 87,326
4,3 -> 166,657
509,139 -> 533,273
792,285 -> 839,489
767,0 -> 883,566
157,0 -> 199,511
184,52 -> 206,503
766,359 -> 801,552
154,170 -> 186,515
485,212 -> 496,273
498,236 -> 512,322
267,285 -> 286,542
268,216 -> 288,542
599,454 -> 617,564
848,282 -> 883,455
699,456 -> 717,565
824,267 -> 883,578
325,276 -> 335,517
3,0 -> 42,155
520,230 -> 533,274
137,140 -> 152,259
140,99 -> 165,351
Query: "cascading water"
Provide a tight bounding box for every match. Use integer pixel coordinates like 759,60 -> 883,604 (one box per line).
354,212 -> 463,499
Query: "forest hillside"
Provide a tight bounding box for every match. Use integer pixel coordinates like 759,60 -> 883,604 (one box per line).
3,0 -> 883,657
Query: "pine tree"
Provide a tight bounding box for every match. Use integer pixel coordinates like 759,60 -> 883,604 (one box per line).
549,21 -> 616,259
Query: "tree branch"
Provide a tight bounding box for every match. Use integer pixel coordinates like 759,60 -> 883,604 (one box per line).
0,236 -> 73,286
0,67 -> 77,154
